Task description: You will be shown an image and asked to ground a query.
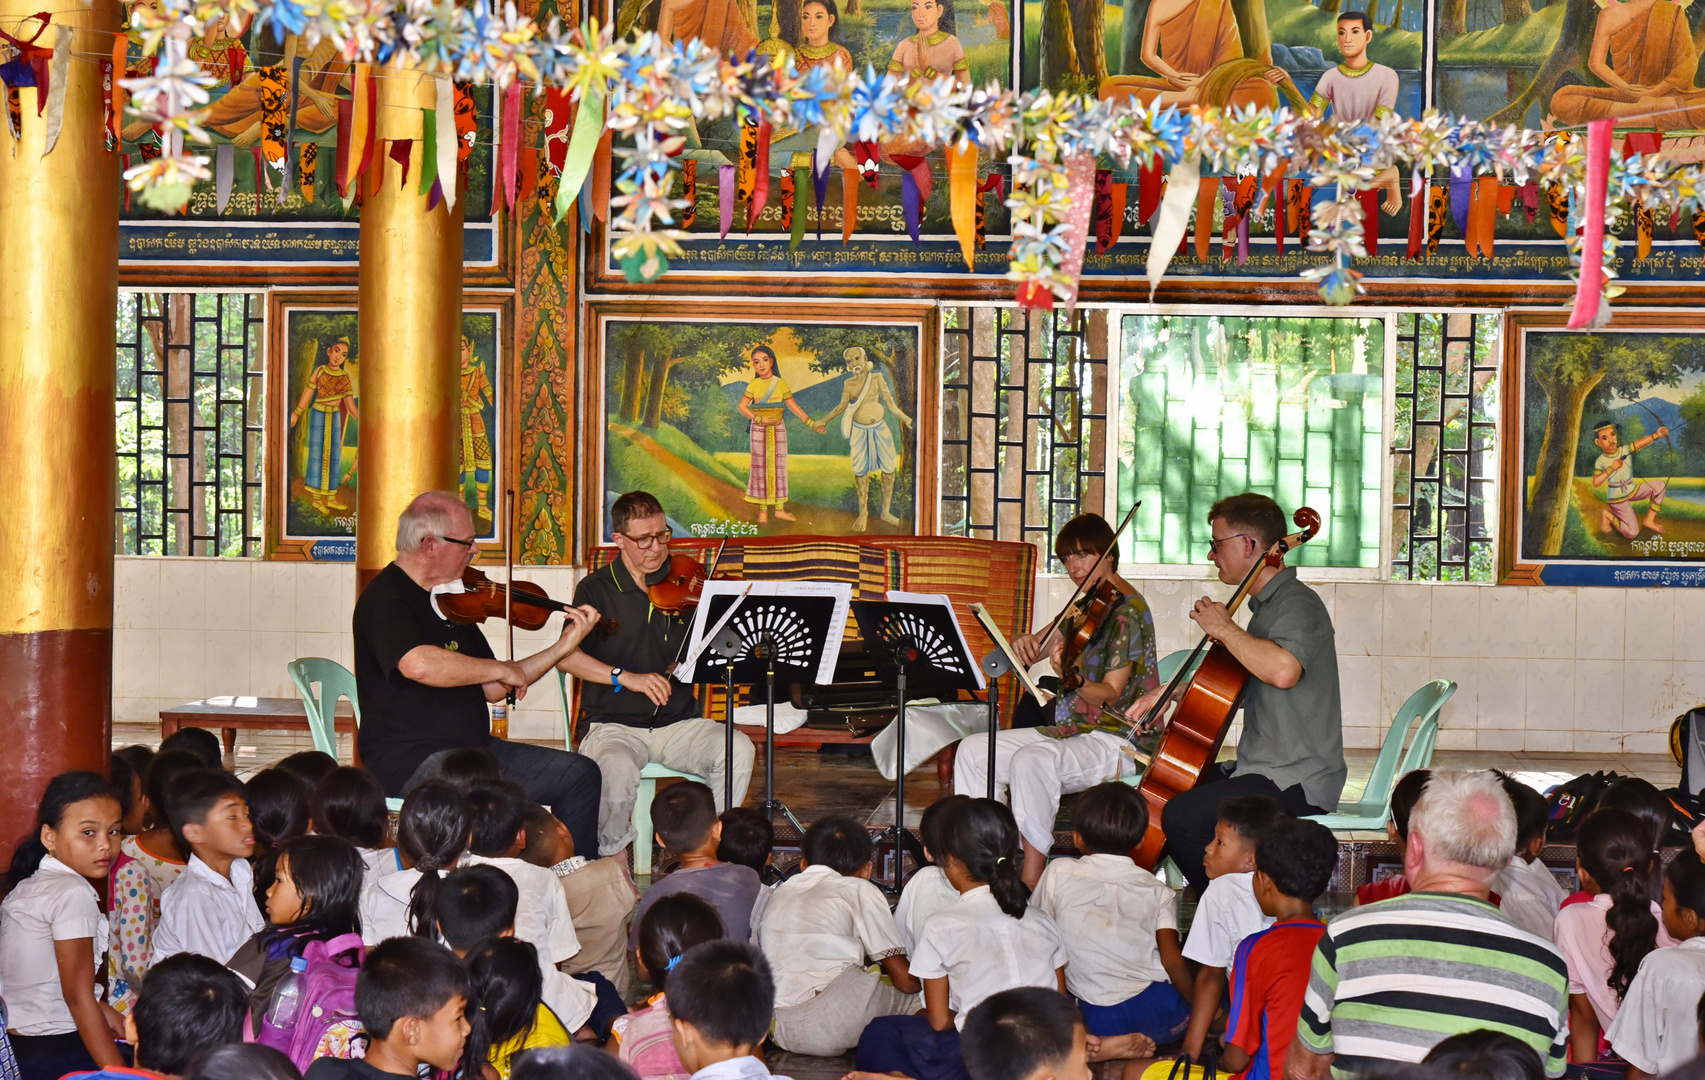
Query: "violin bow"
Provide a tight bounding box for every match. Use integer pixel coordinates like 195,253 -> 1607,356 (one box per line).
654,535 -> 731,718
504,488 -> 516,721
1035,501 -> 1140,652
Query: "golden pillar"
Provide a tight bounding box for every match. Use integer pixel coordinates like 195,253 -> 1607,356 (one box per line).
0,0 -> 122,863
357,63 -> 465,587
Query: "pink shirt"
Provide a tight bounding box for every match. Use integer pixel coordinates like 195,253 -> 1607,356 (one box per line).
1553,892 -> 1677,1030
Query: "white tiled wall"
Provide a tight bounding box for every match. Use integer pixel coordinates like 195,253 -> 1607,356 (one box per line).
115,557 -> 583,741
1033,574 -> 1705,755
115,557 -> 1705,753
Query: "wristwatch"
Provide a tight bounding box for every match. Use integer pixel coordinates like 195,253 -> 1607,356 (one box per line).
610,667 -> 625,693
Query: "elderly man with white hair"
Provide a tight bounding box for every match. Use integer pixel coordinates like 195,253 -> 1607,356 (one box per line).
1287,770 -> 1571,1080
353,490 -> 605,858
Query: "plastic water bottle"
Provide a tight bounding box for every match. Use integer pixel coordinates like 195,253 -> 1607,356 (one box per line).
490,699 -> 509,740
265,956 -> 309,1029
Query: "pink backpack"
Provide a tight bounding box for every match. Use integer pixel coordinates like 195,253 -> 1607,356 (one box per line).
257,933 -> 366,1072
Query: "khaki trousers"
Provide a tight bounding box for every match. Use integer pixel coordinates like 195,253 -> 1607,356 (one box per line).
582,718 -> 755,855
772,964 -> 921,1057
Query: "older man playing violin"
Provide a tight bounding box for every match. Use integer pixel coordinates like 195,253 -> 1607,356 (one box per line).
559,490 -> 757,861
953,512 -> 1161,887
353,489 -> 606,859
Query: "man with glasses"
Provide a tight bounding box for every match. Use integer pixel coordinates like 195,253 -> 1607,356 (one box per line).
353,490 -> 605,859
1125,492 -> 1344,896
559,491 -> 756,861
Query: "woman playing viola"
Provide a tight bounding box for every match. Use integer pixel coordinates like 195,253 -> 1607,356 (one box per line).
952,513 -> 1160,886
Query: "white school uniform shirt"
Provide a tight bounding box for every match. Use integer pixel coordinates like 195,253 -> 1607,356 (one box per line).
757,863 -> 909,1008
152,854 -> 264,965
894,865 -> 960,954
358,847 -> 403,889
908,884 -> 1067,1030
0,856 -> 109,1036
1607,936 -> 1705,1075
359,866 -> 447,945
1031,853 -> 1177,1007
463,855 -> 596,1032
1181,872 -> 1273,969
690,1056 -> 794,1080
1489,856 -> 1567,942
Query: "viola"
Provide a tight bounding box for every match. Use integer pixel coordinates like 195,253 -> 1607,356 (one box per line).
438,566 -> 617,634
1124,506 -> 1321,869
1057,576 -> 1135,694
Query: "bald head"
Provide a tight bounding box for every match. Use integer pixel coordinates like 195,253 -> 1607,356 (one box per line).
1409,769 -> 1516,878
396,491 -> 472,554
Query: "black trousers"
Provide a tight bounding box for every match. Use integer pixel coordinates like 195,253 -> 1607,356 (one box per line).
407,738 -> 602,862
1160,762 -> 1328,897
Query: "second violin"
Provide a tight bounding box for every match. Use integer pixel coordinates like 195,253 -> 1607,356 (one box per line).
438,566 -> 617,633
646,538 -> 734,616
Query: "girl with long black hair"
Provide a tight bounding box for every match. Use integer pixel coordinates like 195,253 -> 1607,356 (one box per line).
358,780 -> 470,944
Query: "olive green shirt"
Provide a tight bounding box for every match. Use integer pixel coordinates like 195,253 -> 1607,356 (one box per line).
1234,566 -> 1345,810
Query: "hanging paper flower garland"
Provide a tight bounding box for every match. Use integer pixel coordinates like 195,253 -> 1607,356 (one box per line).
94,0 -> 1705,319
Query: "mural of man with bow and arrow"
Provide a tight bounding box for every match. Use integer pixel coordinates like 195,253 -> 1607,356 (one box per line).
1592,414 -> 1671,539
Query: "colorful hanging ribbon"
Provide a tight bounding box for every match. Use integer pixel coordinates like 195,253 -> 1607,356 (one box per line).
719,163 -> 736,239
1358,188 -> 1380,257
215,143 -> 234,212
299,142 -> 317,202
975,173 -> 1003,250
1567,119 -> 1613,330
1059,153 -> 1096,312
420,108 -> 439,196
946,142 -> 977,270
899,168 -> 921,242
1136,154 -> 1163,227
499,80 -> 521,210
592,129 -> 612,223
389,139 -> 412,189
1406,172 -> 1426,260
748,121 -> 771,231
812,152 -> 830,240
555,86 -> 605,225
1148,156 -> 1200,299
788,165 -> 807,249
1194,176 -> 1217,260
435,77 -> 456,209
682,159 -> 698,229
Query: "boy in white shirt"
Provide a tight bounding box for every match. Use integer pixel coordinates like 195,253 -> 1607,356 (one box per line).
669,940 -> 795,1080
462,781 -> 616,1040
1489,772 -> 1566,942
153,770 -> 264,965
1609,847 -> 1705,1079
1032,784 -> 1191,1060
1179,794 -> 1283,1062
895,796 -> 968,954
758,816 -> 922,1056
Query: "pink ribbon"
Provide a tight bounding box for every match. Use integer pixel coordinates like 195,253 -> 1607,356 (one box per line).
1567,119 -> 1613,330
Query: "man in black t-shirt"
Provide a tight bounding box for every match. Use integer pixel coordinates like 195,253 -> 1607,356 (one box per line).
559,491 -> 755,859
352,490 -> 604,858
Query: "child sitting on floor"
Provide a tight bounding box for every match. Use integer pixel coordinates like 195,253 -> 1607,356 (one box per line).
0,772 -> 129,1079
314,767 -> 400,886
227,834 -> 366,1035
758,815 -> 921,1056
852,798 -> 1066,1080
668,941 -> 793,1080
466,937 -> 575,1079
611,894 -> 726,1080
154,769 -> 264,965
895,795 -> 968,955
1032,783 -> 1189,1058
1178,794 -> 1285,1062
961,988 -> 1089,1080
630,783 -> 762,949
1609,847 -> 1705,1079
111,746 -> 154,838
1217,818 -> 1338,1080
247,769 -> 314,911
1489,772 -> 1566,942
436,864 -> 522,958
1354,769 -> 1430,907
108,749 -> 202,1016
114,953 -> 249,1079
521,801 -> 639,997
304,937 -> 475,1080
360,780 -> 469,945
715,808 -> 774,879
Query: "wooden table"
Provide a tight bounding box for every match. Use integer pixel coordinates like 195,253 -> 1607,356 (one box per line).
159,697 -> 356,765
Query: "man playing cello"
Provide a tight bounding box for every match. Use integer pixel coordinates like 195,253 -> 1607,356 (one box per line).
953,513 -> 1162,887
1126,493 -> 1344,896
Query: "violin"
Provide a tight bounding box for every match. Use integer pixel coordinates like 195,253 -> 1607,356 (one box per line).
438,566 -> 617,634
1056,576 -> 1136,694
646,538 -> 734,616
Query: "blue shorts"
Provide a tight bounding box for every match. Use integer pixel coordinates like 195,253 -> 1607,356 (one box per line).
856,1015 -> 967,1080
1078,980 -> 1192,1042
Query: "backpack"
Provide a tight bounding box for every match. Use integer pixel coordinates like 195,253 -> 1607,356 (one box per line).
1544,771 -> 1620,843
257,932 -> 366,1072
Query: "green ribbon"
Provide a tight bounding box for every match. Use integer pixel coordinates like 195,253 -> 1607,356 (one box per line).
554,86 -> 606,225
420,107 -> 438,196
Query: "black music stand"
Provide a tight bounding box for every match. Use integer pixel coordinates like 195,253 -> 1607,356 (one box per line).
979,649 -> 1011,800
852,597 -> 984,893
682,589 -> 846,833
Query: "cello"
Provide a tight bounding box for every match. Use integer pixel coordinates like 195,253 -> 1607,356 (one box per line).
1124,506 -> 1321,869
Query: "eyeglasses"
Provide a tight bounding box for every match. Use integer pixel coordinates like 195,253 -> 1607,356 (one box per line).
437,535 -> 478,550
1206,533 -> 1250,554
620,530 -> 673,550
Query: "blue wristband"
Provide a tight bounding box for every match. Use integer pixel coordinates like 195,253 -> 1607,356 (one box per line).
610,667 -> 624,693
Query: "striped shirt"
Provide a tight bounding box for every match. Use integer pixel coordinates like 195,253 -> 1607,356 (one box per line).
1297,892 -> 1570,1079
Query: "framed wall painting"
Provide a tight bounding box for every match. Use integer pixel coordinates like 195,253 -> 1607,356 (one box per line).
1500,310 -> 1705,587
266,291 -> 513,560
580,301 -> 940,558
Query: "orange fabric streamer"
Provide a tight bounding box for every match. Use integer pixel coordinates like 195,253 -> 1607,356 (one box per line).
591,130 -> 612,223
946,142 -> 978,271
1195,176 -> 1218,260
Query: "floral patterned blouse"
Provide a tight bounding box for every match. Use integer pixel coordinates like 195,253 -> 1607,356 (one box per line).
107,834 -> 187,1015
1053,590 -> 1159,726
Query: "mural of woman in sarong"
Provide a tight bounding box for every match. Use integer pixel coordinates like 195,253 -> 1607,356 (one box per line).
459,335 -> 496,524
289,337 -> 358,514
737,345 -> 822,524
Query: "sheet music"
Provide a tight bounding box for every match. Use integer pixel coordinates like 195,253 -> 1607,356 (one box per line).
884,591 -> 986,691
682,580 -> 853,684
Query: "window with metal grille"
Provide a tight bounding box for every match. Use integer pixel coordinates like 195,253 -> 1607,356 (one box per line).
1113,314 -> 1385,568
1390,311 -> 1500,582
115,292 -> 266,557
940,306 -> 1108,570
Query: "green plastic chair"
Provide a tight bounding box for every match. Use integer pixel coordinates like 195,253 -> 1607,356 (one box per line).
287,657 -> 403,813
1305,678 -> 1455,834
556,670 -> 704,876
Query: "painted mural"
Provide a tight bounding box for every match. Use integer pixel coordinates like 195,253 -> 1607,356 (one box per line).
600,318 -> 921,538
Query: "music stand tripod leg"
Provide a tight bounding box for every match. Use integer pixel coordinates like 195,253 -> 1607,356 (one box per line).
758,646 -> 802,835
724,664 -> 736,812
892,666 -> 907,893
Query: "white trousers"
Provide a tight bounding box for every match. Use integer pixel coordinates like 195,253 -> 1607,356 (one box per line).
952,728 -> 1129,854
582,718 -> 756,856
